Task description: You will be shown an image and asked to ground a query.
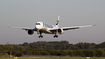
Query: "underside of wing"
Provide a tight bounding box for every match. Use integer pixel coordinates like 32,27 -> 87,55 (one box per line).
48,28 -> 59,31
62,24 -> 95,31
62,27 -> 79,30
7,24 -> 36,31
48,24 -> 96,31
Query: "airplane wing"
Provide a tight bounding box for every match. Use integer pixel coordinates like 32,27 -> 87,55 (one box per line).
62,25 -> 93,30
49,24 -> 96,31
7,24 -> 37,31
62,23 -> 97,31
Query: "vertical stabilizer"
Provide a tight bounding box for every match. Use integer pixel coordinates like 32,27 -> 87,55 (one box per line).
56,16 -> 60,27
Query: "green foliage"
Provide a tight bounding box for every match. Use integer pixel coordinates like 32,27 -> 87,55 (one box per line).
0,53 -> 9,56
1,41 -> 105,57
15,52 -> 23,57
83,49 -> 94,57
96,42 -> 105,48
1,58 -> 105,59
95,49 -> 103,57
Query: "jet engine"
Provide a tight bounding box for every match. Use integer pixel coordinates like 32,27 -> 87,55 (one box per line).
27,30 -> 34,35
58,28 -> 64,34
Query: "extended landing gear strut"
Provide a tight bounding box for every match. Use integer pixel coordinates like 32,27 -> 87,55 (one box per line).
54,33 -> 58,38
38,31 -> 43,38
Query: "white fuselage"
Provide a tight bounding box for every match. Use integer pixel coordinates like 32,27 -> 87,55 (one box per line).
35,22 -> 57,34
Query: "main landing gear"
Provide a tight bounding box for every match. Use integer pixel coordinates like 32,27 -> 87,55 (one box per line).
39,35 -> 43,38
38,31 -> 58,38
38,31 -> 43,38
54,35 -> 58,38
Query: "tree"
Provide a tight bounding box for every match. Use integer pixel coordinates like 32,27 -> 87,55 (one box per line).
73,50 -> 84,57
95,49 -> 103,57
68,50 -> 73,56
83,50 -> 94,57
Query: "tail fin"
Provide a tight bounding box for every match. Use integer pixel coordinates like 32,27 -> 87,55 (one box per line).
56,16 -> 60,27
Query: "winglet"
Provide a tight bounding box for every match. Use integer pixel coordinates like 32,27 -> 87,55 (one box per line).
7,24 -> 11,28
93,23 -> 98,26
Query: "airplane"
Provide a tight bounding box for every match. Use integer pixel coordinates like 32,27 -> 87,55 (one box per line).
8,16 -> 96,38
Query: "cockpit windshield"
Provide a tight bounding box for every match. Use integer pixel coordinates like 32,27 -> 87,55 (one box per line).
36,23 -> 40,25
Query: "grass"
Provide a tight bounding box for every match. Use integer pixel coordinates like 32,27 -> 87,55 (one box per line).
0,57 -> 105,59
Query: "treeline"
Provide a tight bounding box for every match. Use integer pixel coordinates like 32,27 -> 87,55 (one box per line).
0,41 -> 105,57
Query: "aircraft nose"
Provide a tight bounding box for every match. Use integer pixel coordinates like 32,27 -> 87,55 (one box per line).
35,25 -> 42,29
35,25 -> 38,29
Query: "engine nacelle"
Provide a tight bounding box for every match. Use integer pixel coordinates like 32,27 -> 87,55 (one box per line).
58,28 -> 64,34
27,30 -> 34,35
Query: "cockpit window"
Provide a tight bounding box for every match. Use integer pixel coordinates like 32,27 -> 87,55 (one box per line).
36,23 -> 40,25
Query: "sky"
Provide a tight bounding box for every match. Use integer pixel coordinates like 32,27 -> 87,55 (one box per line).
0,0 -> 105,44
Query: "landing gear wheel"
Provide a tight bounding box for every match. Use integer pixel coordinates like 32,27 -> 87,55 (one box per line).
39,35 -> 43,38
54,35 -> 58,38
38,31 -> 43,38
